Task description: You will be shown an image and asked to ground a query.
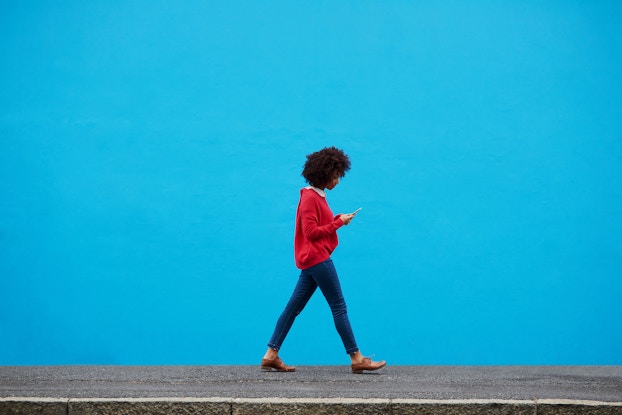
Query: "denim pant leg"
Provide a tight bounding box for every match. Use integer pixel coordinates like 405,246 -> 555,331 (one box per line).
267,272 -> 317,351
312,259 -> 359,354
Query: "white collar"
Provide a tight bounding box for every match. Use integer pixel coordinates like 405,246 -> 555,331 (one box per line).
304,186 -> 326,198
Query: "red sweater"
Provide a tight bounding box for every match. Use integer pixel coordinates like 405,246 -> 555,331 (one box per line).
294,187 -> 344,269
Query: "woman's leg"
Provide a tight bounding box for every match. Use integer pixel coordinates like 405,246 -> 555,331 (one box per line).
266,270 -> 317,352
311,259 -> 359,355
311,260 -> 386,371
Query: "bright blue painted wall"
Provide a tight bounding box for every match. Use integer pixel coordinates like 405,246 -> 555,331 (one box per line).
1,1 -> 621,365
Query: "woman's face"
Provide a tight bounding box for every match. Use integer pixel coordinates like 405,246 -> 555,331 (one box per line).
325,175 -> 340,190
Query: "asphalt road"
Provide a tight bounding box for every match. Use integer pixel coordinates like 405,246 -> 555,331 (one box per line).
1,366 -> 621,402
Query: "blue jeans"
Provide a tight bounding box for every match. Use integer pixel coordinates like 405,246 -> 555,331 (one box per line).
267,259 -> 359,354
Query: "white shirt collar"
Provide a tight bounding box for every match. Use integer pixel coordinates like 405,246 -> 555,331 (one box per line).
304,186 -> 326,198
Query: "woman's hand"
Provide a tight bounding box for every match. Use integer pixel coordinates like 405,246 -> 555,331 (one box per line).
340,213 -> 355,225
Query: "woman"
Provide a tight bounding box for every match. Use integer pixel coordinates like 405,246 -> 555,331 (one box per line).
261,147 -> 386,374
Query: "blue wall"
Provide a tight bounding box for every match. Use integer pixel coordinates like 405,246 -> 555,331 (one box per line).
1,1 -> 621,365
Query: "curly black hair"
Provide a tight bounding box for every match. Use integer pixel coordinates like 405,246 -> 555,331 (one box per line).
302,147 -> 351,189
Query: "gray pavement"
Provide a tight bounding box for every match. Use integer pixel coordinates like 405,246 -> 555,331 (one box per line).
1,365 -> 621,401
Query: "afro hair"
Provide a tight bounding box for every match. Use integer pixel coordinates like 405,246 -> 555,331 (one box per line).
301,147 -> 351,189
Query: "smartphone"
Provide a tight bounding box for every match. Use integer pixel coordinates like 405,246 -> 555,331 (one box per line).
352,208 -> 362,215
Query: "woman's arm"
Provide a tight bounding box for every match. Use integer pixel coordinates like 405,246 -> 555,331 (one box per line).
299,205 -> 343,241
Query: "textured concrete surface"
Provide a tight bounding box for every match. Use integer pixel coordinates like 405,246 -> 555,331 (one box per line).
2,398 -> 622,415
1,366 -> 621,414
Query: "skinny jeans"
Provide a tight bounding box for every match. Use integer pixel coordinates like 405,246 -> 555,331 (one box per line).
267,259 -> 359,354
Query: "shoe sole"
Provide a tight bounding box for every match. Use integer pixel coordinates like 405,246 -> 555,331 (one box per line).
352,362 -> 386,374
261,365 -> 295,372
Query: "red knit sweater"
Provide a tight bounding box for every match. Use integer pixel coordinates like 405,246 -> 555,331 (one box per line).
294,187 -> 344,269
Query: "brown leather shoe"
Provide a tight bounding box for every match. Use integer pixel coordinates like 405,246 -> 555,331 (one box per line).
351,357 -> 386,374
261,356 -> 296,372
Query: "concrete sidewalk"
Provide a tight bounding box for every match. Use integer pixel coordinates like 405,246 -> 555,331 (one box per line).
1,366 -> 621,414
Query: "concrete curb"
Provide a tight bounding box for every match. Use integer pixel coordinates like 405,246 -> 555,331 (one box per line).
2,397 -> 622,415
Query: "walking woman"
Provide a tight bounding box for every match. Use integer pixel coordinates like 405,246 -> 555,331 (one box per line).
261,147 -> 386,374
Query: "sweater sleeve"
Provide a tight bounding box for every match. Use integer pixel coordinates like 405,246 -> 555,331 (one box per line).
299,199 -> 343,241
